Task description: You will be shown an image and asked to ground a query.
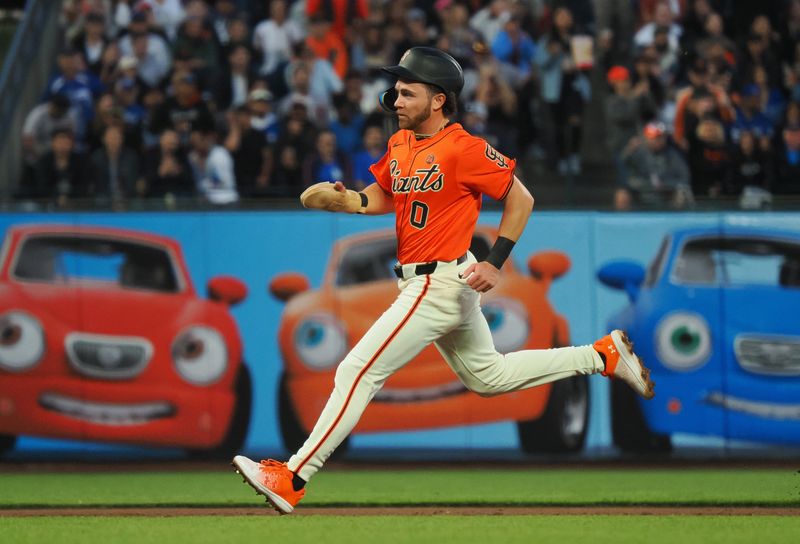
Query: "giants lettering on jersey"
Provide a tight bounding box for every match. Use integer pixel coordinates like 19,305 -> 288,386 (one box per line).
390,159 -> 444,194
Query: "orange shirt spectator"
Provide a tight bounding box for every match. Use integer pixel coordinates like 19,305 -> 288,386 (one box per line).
306,16 -> 349,79
306,0 -> 369,40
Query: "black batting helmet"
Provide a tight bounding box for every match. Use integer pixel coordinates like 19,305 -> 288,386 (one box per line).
379,47 -> 464,113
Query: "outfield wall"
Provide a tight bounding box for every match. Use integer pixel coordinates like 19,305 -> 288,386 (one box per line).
0,210 -> 798,458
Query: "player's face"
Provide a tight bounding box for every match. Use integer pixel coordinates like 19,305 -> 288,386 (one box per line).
393,81 -> 434,131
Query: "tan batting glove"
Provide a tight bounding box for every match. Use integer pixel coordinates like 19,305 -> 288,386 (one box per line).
300,181 -> 367,213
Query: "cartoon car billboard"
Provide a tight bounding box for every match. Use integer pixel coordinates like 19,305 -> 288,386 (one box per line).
269,226 -> 587,453
598,226 -> 800,451
0,224 -> 251,456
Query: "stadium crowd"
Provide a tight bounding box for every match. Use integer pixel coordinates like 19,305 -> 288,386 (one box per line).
15,0 -> 800,209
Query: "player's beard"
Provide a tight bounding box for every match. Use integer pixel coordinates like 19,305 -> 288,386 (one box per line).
398,99 -> 432,131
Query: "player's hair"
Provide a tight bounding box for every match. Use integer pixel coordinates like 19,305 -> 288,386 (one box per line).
424,84 -> 458,116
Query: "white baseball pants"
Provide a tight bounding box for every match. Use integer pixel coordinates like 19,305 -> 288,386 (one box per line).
287,252 -> 604,481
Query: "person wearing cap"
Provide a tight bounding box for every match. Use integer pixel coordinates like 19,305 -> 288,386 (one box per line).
118,13 -> 172,88
605,65 -> 658,190
247,87 -> 280,144
732,84 -> 775,147
618,121 -> 692,209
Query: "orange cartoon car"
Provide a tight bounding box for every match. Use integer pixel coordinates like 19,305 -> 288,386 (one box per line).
269,226 -> 587,454
0,224 -> 251,457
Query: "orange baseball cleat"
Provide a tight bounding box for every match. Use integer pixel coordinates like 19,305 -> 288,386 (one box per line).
232,455 -> 305,514
594,330 -> 655,400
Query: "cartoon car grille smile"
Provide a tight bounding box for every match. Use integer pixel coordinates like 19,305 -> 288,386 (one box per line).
39,393 -> 175,425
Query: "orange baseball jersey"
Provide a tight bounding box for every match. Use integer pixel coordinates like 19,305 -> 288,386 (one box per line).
369,123 -> 516,264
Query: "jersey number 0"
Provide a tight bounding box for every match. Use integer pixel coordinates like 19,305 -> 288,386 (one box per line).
409,201 -> 429,229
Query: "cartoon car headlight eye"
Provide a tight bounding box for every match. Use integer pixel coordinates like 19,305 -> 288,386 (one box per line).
0,311 -> 45,372
171,326 -> 228,385
482,298 -> 529,353
655,312 -> 712,371
295,314 -> 347,370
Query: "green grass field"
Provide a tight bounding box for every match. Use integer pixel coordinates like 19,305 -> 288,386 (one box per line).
1,467 -> 799,543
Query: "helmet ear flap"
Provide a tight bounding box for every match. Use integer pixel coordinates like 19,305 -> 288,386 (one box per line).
379,87 -> 398,112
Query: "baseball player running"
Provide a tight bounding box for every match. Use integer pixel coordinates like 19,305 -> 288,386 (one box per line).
233,47 -> 655,514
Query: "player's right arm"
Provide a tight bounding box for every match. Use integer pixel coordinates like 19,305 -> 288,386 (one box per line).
300,181 -> 394,215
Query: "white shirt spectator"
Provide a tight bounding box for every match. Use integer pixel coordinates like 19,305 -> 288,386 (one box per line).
634,22 -> 682,50
118,33 -> 172,88
253,17 -> 304,76
193,145 -> 239,204
469,3 -> 511,47
150,0 -> 187,41
22,102 -> 79,160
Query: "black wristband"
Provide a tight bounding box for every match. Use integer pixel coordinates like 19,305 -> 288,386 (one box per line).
358,192 -> 368,213
485,236 -> 515,269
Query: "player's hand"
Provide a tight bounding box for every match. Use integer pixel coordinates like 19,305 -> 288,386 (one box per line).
460,261 -> 500,293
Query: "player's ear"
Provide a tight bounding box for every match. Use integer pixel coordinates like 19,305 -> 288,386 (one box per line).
431,92 -> 446,113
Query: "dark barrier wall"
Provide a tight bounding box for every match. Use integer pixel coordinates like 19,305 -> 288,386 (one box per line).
0,210 -> 798,459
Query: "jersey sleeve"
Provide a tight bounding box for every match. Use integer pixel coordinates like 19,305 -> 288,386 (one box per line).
457,136 -> 516,200
368,147 -> 393,195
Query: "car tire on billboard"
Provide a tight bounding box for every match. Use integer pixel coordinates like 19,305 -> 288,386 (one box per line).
517,375 -> 589,453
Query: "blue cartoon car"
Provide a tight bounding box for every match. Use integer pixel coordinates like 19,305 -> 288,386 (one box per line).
597,226 -> 800,451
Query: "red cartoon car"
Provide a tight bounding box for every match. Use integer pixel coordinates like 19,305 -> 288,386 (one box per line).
269,226 -> 587,454
0,224 -> 250,456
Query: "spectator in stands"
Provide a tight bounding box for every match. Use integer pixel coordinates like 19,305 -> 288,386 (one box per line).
141,85 -> 166,148
650,26 -> 680,90
118,12 -> 172,88
774,101 -> 800,194
302,129 -> 351,187
735,31 -> 782,92
605,66 -> 658,189
595,0 -> 637,66
726,130 -> 773,197
188,126 -> 239,205
87,92 -> 123,152
535,6 -> 591,175
617,121 -> 692,210
253,0 -> 304,78
491,14 -> 536,82
133,0 -> 186,41
688,112 -> 731,197
733,84 -> 775,149
72,11 -> 110,76
269,143 -> 304,198
113,76 -> 146,151
89,124 -> 145,204
145,128 -> 195,199
751,65 -> 787,128
149,71 -> 215,144
630,47 -> 665,117
329,93 -> 365,155
172,14 -> 221,86
351,124 -> 385,190
224,105 -> 272,197
673,57 -> 735,151
474,59 -> 519,157
470,0 -> 512,47
350,18 -> 396,75
280,53 -> 340,126
634,0 -> 682,51
21,94 -> 79,187
438,0 -> 480,64
45,47 -> 104,152
247,87 -> 280,144
33,128 -> 88,206
211,0 -> 239,46
694,11 -> 736,64
305,14 -> 349,80
305,0 -> 369,43
213,43 -> 257,111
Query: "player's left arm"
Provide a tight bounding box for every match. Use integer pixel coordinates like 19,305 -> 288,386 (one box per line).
463,175 -> 534,293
